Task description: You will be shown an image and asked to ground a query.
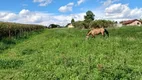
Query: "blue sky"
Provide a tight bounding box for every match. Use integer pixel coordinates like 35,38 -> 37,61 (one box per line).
0,0 -> 142,26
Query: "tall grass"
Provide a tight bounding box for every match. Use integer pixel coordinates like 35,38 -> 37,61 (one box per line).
0,26 -> 142,80
0,22 -> 45,39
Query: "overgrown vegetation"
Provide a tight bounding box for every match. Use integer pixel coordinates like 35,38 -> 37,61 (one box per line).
0,26 -> 142,79
0,30 -> 43,54
72,10 -> 116,29
0,22 -> 45,39
72,20 -> 116,29
0,22 -> 44,53
48,24 -> 63,28
90,20 -> 116,28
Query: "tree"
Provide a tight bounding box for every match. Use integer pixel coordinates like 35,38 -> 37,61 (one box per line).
71,18 -> 75,23
84,10 -> 95,28
48,24 -> 61,28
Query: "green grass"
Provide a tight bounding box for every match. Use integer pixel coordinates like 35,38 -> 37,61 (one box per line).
0,26 -> 142,80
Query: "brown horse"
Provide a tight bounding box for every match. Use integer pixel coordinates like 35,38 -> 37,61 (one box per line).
86,27 -> 109,39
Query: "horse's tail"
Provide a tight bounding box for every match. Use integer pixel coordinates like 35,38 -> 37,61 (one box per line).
104,29 -> 109,37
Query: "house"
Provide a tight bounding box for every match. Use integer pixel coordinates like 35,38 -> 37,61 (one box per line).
67,23 -> 74,28
120,19 -> 142,26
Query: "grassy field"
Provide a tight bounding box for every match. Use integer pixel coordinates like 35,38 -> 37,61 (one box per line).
0,26 -> 142,80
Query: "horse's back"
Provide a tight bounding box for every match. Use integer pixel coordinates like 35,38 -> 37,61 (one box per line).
93,28 -> 104,32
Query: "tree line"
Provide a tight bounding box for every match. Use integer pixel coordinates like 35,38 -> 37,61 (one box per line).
47,10 -> 116,29
71,10 -> 116,29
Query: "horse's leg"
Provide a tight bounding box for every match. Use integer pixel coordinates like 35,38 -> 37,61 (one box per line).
86,31 -> 91,39
101,32 -> 105,37
92,34 -> 95,38
86,35 -> 89,39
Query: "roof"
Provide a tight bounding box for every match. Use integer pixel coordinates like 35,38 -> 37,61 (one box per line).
120,19 -> 142,25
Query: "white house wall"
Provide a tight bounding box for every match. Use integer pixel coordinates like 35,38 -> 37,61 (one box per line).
127,21 -> 142,26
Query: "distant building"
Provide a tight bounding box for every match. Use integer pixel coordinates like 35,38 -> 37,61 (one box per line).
120,19 -> 142,26
67,23 -> 74,28
117,23 -> 123,27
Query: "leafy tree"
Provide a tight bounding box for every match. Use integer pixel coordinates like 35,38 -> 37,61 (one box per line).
48,24 -> 61,28
71,18 -> 75,23
84,10 -> 95,28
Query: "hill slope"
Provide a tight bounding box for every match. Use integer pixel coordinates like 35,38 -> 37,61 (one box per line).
0,27 -> 142,80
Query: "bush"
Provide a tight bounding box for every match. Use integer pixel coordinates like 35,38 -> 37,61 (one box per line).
72,20 -> 116,29
90,20 -> 116,28
48,24 -> 62,28
72,21 -> 85,29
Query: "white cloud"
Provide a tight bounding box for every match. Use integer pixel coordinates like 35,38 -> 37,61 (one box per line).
101,0 -> 119,7
19,9 -> 31,16
58,2 -> 74,13
77,0 -> 85,5
1,3 -> 141,27
0,9 -> 85,26
4,13 -> 18,21
33,0 -> 52,6
18,9 -> 43,23
71,13 -> 85,21
44,13 -> 85,25
0,12 -> 18,21
89,2 -> 142,22
129,8 -> 142,18
0,12 -> 8,18
105,3 -> 129,16
104,3 -> 142,20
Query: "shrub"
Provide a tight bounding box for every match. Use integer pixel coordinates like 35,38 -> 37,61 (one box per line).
90,20 -> 116,28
